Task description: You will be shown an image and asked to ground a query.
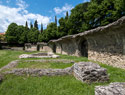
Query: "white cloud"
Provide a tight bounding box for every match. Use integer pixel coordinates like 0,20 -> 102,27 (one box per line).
16,0 -> 28,9
54,3 -> 73,15
0,2 -> 50,33
24,13 -> 50,26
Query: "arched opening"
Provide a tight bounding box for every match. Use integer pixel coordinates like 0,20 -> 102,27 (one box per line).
53,44 -> 56,53
37,45 -> 40,51
79,39 -> 88,57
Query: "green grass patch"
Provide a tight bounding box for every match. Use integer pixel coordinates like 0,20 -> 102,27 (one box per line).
16,61 -> 74,69
57,54 -> 88,62
0,50 -> 40,68
0,75 -> 107,95
0,50 -> 125,95
99,63 -> 125,82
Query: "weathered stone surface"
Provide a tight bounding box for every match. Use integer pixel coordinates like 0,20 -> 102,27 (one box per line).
95,82 -> 125,95
24,43 -> 37,51
0,60 -> 19,72
73,62 -> 109,83
19,54 -> 32,58
52,55 -> 60,58
48,52 -> 54,56
25,59 -> 75,64
48,16 -> 125,69
4,66 -> 74,77
19,53 -> 60,59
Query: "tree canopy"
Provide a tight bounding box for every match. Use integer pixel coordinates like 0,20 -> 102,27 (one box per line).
5,0 -> 125,44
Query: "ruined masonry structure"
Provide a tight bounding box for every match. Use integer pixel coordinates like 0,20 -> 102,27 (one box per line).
74,62 -> 109,83
25,16 -> 125,69
48,16 -> 125,69
95,82 -> 125,95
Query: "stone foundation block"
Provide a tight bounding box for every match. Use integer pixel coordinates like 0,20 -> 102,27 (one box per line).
73,62 -> 109,83
95,82 -> 125,95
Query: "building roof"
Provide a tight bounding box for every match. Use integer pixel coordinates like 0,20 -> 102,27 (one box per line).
0,33 -> 5,35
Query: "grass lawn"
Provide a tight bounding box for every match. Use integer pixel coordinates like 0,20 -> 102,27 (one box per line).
0,50 -> 38,68
17,61 -> 74,69
0,75 -> 102,95
0,50 -> 125,95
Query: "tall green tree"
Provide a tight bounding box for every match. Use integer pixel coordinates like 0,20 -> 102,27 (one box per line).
25,21 -> 28,28
68,2 -> 89,34
55,16 -> 57,25
41,23 -> 43,33
18,26 -> 29,44
30,22 -> 33,29
27,28 -> 39,43
5,23 -> 18,44
6,23 -> 29,44
91,0 -> 104,4
34,20 -> 38,30
38,29 -> 45,42
65,11 -> 69,20
84,0 -> 125,29
58,17 -> 68,37
39,23 -> 58,42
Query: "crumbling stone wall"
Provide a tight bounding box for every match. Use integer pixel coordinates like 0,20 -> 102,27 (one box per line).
95,82 -> 125,95
86,26 -> 125,68
49,16 -> 125,69
55,39 -> 79,56
37,42 -> 53,52
25,43 -> 37,51
24,43 -> 53,52
39,46 -> 52,52
49,36 -> 84,56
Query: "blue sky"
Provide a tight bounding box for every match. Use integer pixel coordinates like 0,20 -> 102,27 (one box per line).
0,0 -> 90,32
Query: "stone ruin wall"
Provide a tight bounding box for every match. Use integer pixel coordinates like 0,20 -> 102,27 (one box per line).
55,39 -> 80,56
25,44 -> 37,51
24,16 -> 125,69
49,16 -> 125,69
86,26 -> 125,68
39,45 -> 52,52
25,43 -> 52,52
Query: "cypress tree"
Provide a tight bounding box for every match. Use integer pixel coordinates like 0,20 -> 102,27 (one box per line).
55,16 -> 57,25
30,22 -> 33,29
25,21 -> 28,28
34,20 -> 38,30
41,23 -> 43,33
65,11 -> 69,20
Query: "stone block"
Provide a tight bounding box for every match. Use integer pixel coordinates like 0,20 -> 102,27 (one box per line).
52,55 -> 60,58
73,62 -> 109,83
95,82 -> 125,95
19,53 -> 60,59
19,54 -> 31,59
